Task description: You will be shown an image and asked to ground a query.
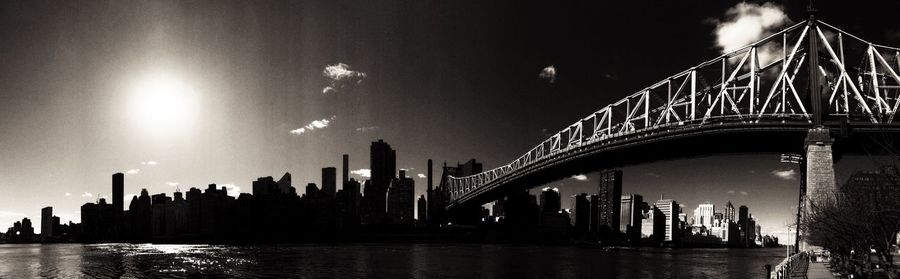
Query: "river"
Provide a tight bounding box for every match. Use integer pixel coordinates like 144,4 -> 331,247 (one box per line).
0,243 -> 787,278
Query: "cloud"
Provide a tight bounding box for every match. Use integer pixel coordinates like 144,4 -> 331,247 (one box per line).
570,174 -> 589,181
728,190 -> 736,194
351,169 -> 371,178
740,191 -> 748,196
81,192 -> 93,198
322,63 -> 367,93
165,182 -> 179,187
355,126 -> 379,132
538,65 -> 557,83
713,2 -> 789,65
126,169 -> 140,175
140,161 -> 158,166
771,169 -> 797,180
221,184 -> 241,197
417,173 -> 427,179
64,192 -> 71,197
290,115 -> 337,135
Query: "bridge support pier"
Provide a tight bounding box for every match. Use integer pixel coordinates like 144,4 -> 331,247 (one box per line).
800,127 -> 837,252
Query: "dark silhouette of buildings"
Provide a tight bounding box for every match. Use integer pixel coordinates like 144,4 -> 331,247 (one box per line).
363,139 -> 396,225
41,206 -> 53,238
571,194 -> 590,238
322,167 -> 337,197
113,172 -> 124,214
388,170 -> 415,225
417,195 -> 427,223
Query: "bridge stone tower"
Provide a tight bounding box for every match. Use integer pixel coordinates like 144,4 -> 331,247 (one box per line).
800,9 -> 837,252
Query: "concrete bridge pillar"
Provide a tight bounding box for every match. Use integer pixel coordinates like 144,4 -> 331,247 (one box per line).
801,127 -> 837,252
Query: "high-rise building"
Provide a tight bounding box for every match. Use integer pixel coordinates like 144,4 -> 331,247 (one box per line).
620,194 -> 643,237
41,206 -> 53,237
417,195 -> 427,221
342,154 -> 349,184
113,172 -> 124,213
540,187 -> 561,213
598,170 -> 623,232
322,167 -> 337,197
693,203 -> 715,228
738,205 -> 750,245
589,194 -> 600,234
425,159 -> 433,223
655,197 -> 679,242
276,172 -> 293,195
306,183 -> 319,199
571,194 -> 590,236
387,170 -> 415,225
367,140 -> 396,223
724,201 -> 735,221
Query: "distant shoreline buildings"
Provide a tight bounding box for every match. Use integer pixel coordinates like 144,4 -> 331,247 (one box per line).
0,138 -> 801,247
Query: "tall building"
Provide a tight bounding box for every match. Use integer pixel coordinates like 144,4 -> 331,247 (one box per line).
276,172 -> 293,195
387,170 -> 415,225
322,167 -> 337,197
366,140 -> 396,223
738,205 -> 750,245
342,154 -> 349,184
620,194 -> 643,237
693,203 -> 715,228
417,195 -> 427,221
655,197 -> 679,242
540,187 -> 561,213
112,172 -> 124,213
425,159 -> 433,223
41,206 -> 53,237
598,170 -> 623,232
589,194 -> 600,234
724,201 -> 735,221
571,194 -> 590,237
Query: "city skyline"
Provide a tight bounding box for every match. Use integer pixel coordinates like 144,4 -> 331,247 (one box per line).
1,1 -> 899,246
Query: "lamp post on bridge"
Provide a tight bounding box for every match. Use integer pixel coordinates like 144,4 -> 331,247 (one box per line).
781,153 -> 805,255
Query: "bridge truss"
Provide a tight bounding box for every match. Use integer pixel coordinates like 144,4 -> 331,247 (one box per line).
447,19 -> 900,206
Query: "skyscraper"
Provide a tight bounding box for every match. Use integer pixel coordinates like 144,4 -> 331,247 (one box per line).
387,170 -> 415,225
620,194 -> 643,237
417,195 -> 427,222
598,169 -> 623,232
342,154 -> 349,184
571,194 -> 589,237
724,201 -> 735,221
655,197 -> 678,242
41,206 -> 53,237
322,167 -> 337,197
425,159 -> 433,223
113,172 -> 124,213
367,139 -> 396,222
693,203 -> 715,228
738,205 -> 750,246
540,187 -> 561,213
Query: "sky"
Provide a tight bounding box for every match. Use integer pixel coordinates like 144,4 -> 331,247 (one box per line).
1,1 -> 899,243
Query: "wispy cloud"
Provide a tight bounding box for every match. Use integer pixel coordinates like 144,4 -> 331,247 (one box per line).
728,190 -> 736,194
771,169 -> 797,180
538,65 -> 557,83
64,192 -> 72,197
165,182 -> 179,187
712,2 -> 789,65
740,191 -> 748,196
351,169 -> 371,178
571,174 -> 589,181
126,169 -> 141,175
290,115 -> 337,135
140,161 -> 158,166
322,63 -> 366,94
81,192 -> 93,198
417,173 -> 427,179
355,126 -> 379,132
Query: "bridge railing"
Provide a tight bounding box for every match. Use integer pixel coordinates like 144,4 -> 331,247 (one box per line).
447,19 -> 900,204
770,251 -> 809,279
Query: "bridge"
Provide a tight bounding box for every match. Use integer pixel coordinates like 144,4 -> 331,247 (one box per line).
443,15 -> 900,237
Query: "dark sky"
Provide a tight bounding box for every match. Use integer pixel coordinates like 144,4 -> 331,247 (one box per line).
1,1 -> 898,242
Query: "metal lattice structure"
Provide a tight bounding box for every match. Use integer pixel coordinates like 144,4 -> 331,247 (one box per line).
446,19 -> 900,207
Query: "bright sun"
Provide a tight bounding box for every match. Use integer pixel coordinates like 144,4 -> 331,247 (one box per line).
128,72 -> 197,136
